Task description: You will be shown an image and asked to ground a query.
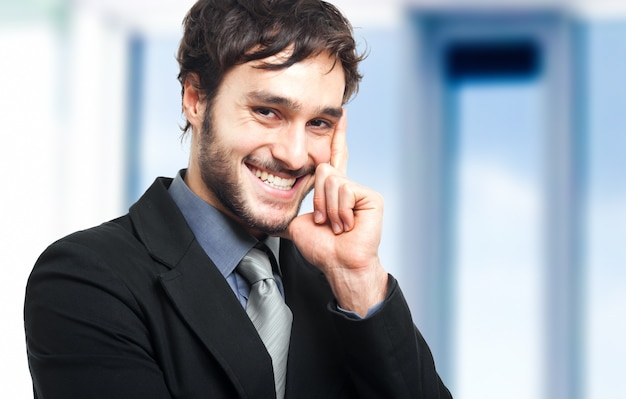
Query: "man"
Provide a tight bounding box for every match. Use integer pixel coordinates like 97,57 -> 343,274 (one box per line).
24,0 -> 452,398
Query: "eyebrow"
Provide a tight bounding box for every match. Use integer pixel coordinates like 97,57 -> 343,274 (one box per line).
247,90 -> 343,119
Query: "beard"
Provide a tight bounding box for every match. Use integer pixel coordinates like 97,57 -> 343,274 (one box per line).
197,115 -> 314,235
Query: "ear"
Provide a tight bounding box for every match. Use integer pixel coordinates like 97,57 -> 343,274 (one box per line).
183,73 -> 204,129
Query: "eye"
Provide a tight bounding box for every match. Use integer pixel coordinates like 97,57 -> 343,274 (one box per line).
307,118 -> 332,129
253,107 -> 278,119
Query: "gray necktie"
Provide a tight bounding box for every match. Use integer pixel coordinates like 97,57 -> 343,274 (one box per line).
238,247 -> 292,399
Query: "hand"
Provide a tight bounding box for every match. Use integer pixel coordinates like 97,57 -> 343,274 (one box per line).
281,110 -> 388,317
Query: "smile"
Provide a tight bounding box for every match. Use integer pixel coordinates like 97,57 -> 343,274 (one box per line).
249,166 -> 297,191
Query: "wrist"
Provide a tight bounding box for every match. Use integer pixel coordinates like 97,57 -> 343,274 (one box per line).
326,261 -> 388,318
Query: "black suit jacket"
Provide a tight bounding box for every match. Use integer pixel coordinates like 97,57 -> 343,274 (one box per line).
24,177 -> 451,398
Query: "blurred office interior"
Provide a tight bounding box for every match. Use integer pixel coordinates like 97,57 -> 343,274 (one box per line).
1,0 -> 624,398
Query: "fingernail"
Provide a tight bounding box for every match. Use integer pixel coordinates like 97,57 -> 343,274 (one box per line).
332,223 -> 343,234
314,211 -> 323,223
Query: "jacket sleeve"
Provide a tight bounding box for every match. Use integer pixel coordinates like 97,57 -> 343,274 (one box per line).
24,238 -> 172,399
329,276 -> 453,399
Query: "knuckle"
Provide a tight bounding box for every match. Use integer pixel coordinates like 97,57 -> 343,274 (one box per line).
338,207 -> 353,220
326,207 -> 341,220
316,162 -> 333,175
312,193 -> 325,207
324,174 -> 341,191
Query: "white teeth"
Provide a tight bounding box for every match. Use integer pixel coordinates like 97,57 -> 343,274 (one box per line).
252,167 -> 296,190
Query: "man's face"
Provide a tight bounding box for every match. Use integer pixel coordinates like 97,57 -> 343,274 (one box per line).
188,51 -> 346,237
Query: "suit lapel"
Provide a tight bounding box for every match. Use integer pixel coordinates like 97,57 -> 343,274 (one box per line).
130,178 -> 276,398
159,252 -> 275,398
280,240 -> 346,397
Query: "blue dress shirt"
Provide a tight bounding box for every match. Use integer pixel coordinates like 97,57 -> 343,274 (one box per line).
168,170 -> 284,308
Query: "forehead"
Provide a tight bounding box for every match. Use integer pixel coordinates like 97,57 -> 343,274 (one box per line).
221,51 -> 346,110
248,49 -> 344,84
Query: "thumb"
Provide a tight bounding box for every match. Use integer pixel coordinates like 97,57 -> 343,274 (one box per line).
274,213 -> 312,241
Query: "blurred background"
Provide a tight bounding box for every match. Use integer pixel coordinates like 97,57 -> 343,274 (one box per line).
2,0 -> 624,397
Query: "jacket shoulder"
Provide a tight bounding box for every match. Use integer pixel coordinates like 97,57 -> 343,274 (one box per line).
49,214 -> 141,258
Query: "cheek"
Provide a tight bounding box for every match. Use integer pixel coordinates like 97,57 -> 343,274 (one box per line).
308,136 -> 333,165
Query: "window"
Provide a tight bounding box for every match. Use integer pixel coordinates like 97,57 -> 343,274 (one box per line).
449,41 -> 544,397
405,12 -> 583,398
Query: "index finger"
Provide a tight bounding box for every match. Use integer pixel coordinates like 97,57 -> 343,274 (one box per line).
330,108 -> 348,174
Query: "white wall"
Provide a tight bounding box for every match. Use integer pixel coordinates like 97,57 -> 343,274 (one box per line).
1,5 -> 127,397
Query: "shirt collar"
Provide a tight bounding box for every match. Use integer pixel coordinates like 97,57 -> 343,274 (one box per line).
168,170 -> 281,278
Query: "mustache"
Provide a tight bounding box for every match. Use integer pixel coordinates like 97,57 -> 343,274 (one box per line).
244,156 -> 316,178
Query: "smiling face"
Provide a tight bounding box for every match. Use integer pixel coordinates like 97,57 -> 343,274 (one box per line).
184,51 -> 346,237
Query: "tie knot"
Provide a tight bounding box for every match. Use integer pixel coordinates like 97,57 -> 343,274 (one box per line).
238,248 -> 274,284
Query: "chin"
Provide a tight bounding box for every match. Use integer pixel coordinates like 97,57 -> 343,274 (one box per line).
246,206 -> 299,235
247,219 -> 290,236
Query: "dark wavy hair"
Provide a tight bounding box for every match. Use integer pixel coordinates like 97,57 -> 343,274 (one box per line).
177,0 -> 366,135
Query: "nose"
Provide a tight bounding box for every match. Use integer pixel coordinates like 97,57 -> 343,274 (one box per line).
271,123 -> 309,170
